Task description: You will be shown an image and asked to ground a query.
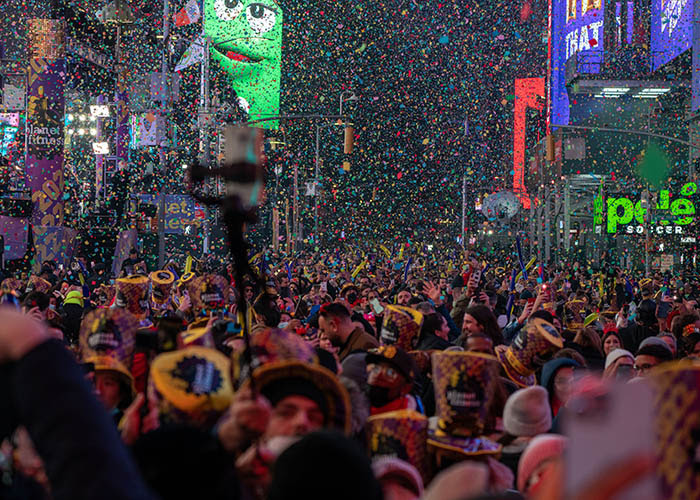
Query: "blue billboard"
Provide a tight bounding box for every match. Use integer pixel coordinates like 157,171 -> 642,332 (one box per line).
551,0 -> 605,128
651,0 -> 693,71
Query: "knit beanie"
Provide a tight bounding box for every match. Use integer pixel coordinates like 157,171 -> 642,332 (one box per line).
604,348 -> 634,370
423,461 -> 489,500
503,386 -> 552,437
372,457 -> 423,498
517,434 -> 567,493
268,431 -> 382,500
636,338 -> 673,362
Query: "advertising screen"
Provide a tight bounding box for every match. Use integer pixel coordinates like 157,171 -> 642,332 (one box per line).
564,0 -> 605,72
551,0 -> 605,129
651,0 -> 693,71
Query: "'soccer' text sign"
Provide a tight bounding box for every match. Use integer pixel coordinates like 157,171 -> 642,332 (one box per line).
594,182 -> 697,234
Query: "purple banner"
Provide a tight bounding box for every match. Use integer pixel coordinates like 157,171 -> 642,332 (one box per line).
651,0 -> 693,71
33,226 -> 77,269
116,73 -> 129,162
0,216 -> 29,260
26,20 -> 65,227
551,0 -> 570,127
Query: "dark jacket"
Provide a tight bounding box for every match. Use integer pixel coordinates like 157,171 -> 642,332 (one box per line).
6,340 -> 154,500
339,327 -> 379,361
416,332 -> 451,351
566,341 -> 605,372
619,323 -> 658,354
436,304 -> 461,342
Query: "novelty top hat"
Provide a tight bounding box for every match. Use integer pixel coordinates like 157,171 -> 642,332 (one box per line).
428,351 -> 501,460
231,327 -> 317,389
564,299 -> 586,330
188,274 -> 229,317
149,346 -> 233,429
179,317 -> 215,349
651,360 -> 700,499
1,278 -> 23,293
115,274 -> 150,319
150,270 -> 175,306
177,271 -> 196,291
79,308 -> 138,383
27,275 -> 52,294
366,409 -> 430,483
380,305 -> 424,352
495,318 -> 563,388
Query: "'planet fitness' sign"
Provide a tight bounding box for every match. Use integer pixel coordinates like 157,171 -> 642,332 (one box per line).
594,183 -> 697,234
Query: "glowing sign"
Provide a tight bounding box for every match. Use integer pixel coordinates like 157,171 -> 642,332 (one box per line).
204,0 -> 282,129
564,0 -> 604,65
651,0 -> 693,70
513,78 -> 545,210
594,182 -> 698,234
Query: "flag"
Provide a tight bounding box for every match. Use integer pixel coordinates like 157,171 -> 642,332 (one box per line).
174,0 -> 200,26
174,33 -> 205,72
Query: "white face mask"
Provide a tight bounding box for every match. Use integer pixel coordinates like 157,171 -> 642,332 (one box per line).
278,322 -> 289,329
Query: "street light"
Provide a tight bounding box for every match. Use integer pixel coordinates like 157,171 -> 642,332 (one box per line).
339,91 -> 358,117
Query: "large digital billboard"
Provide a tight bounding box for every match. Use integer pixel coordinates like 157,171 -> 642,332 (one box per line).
564,0 -> 604,71
651,0 -> 693,71
550,0 -> 604,128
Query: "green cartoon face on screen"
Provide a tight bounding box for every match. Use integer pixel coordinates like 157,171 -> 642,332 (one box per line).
204,0 -> 282,129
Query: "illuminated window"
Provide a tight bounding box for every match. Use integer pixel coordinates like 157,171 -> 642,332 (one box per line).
567,0 -> 577,22
582,0 -> 602,16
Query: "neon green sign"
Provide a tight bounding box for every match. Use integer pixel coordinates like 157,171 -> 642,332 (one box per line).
594,182 -> 697,234
204,0 -> 282,129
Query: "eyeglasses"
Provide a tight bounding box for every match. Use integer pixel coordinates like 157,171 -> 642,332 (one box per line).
367,364 -> 399,380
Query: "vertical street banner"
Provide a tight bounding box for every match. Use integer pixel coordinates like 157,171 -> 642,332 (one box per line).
26,19 -> 66,227
33,226 -> 78,270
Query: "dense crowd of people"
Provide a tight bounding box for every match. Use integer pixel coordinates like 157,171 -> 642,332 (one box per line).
0,246 -> 699,499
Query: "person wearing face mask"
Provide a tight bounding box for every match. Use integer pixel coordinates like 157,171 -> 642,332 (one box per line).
365,345 -> 419,415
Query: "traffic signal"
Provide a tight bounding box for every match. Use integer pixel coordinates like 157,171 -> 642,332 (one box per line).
343,125 -> 354,154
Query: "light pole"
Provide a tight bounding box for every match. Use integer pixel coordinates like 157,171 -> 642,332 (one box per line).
460,117 -> 468,248
157,0 -> 170,268
340,91 -> 358,118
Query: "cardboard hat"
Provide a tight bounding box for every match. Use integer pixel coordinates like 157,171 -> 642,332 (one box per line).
380,305 -> 424,352
27,275 -> 52,294
366,345 -> 419,383
150,270 -> 175,305
179,317 -> 215,349
408,350 -> 434,375
248,359 -> 351,435
79,308 -> 138,383
115,275 -> 150,319
177,272 -> 196,291
1,278 -> 23,293
96,284 -> 116,305
366,409 -> 430,483
428,351 -> 501,462
149,346 -> 233,429
232,327 -> 317,389
651,360 -> 700,498
188,274 -> 229,317
495,318 -> 563,388
564,299 -> 586,329
431,350 -> 499,438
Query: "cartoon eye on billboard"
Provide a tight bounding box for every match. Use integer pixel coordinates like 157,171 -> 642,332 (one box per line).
204,0 -> 283,129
